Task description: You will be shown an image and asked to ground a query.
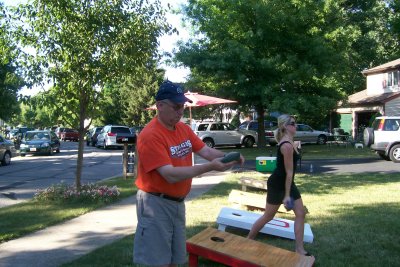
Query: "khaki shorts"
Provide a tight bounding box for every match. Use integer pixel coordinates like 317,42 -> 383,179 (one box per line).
133,190 -> 186,266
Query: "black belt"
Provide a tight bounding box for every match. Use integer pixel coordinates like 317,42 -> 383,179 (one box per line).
148,192 -> 185,202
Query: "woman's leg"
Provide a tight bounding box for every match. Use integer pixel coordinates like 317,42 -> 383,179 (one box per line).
293,198 -> 307,254
247,203 -> 280,239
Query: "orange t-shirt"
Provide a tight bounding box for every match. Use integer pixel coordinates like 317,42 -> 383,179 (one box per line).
135,117 -> 205,197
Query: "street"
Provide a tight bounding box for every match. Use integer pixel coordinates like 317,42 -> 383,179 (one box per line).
0,141 -> 126,208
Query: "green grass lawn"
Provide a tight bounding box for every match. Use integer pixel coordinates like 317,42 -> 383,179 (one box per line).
0,177 -> 137,243
62,171 -> 400,267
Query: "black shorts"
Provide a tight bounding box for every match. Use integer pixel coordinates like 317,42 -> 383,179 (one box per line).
267,183 -> 301,205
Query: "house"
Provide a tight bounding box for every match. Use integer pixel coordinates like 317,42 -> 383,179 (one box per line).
335,58 -> 400,140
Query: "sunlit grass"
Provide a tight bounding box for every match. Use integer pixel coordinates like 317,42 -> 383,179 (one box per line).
64,172 -> 400,267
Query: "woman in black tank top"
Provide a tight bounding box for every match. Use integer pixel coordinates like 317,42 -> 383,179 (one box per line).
247,114 -> 312,257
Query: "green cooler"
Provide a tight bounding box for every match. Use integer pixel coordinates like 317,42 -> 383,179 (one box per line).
256,156 -> 277,172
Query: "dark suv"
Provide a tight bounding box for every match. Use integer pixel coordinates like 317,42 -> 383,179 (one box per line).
364,116 -> 400,162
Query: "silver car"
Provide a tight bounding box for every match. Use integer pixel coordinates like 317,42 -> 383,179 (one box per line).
0,134 -> 17,166
267,124 -> 331,146
193,122 -> 258,148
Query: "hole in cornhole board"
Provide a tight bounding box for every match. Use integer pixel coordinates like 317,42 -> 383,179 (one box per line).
232,213 -> 242,217
210,236 -> 225,242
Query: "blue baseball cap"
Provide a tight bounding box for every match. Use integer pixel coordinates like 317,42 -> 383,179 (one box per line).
155,81 -> 193,104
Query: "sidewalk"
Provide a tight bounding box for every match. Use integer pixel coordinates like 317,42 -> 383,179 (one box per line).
0,172 -> 228,267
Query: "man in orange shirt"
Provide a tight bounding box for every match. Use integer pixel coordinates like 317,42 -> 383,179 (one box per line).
133,81 -> 244,267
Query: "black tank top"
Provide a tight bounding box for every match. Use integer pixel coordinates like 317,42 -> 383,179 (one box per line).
267,141 -> 300,190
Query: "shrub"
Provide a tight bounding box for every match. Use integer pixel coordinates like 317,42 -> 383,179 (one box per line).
34,182 -> 120,203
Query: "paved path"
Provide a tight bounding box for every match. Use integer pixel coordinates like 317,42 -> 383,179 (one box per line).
0,172 -> 227,267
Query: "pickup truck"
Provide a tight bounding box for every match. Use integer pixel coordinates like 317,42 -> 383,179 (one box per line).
60,128 -> 79,142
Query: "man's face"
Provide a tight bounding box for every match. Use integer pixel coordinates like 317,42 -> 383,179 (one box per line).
157,99 -> 186,127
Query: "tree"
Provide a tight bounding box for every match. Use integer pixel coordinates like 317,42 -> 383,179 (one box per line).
120,63 -> 165,126
22,92 -> 61,128
175,0 -> 400,146
322,0 -> 400,95
176,0 -> 342,146
11,0 -> 170,189
388,0 -> 400,42
0,3 -> 24,122
98,83 -> 125,126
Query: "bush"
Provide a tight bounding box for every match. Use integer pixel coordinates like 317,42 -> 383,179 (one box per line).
34,182 -> 120,203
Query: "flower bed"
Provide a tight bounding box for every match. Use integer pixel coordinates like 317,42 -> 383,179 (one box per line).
34,182 -> 120,203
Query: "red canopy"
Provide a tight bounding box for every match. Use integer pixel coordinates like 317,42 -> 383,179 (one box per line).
146,91 -> 237,124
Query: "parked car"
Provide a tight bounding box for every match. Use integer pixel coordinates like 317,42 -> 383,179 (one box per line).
96,125 -> 136,149
239,120 -> 277,131
19,130 -> 61,156
54,127 -> 66,138
364,116 -> 400,162
193,122 -> 258,148
11,127 -> 35,147
86,126 -> 104,146
267,124 -> 331,146
9,129 -> 18,139
60,128 -> 79,142
129,126 -> 144,135
239,120 -> 277,138
0,134 -> 17,166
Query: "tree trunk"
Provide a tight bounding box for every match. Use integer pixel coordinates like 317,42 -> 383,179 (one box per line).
75,91 -> 88,190
76,126 -> 85,190
256,105 -> 266,148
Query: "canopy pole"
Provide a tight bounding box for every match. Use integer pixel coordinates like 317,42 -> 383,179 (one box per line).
189,107 -> 192,125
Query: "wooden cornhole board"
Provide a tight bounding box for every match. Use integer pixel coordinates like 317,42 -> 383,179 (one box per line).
239,177 -> 268,191
228,189 -> 294,215
217,207 -> 314,243
186,227 -> 315,267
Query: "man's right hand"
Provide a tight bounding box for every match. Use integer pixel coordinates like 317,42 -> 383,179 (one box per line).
210,157 -> 238,171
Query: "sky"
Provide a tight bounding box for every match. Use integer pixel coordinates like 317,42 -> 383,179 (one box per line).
2,0 -> 190,95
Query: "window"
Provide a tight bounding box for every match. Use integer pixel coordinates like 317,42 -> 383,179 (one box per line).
197,124 -> 208,131
387,70 -> 400,88
112,127 -> 131,134
384,119 -> 400,131
394,70 -> 399,87
225,124 -> 236,131
210,124 -> 218,131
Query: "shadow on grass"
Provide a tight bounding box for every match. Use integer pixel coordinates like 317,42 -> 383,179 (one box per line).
309,202 -> 400,266
297,172 -> 400,195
